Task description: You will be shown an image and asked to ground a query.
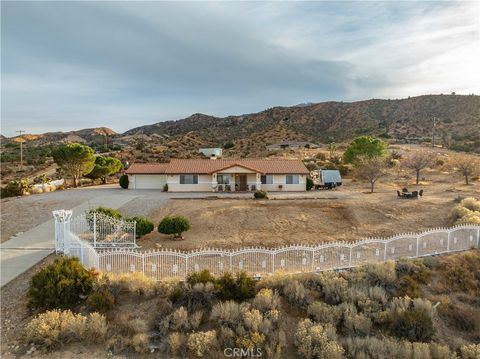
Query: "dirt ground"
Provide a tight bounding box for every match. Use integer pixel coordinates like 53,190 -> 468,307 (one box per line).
135,172 -> 480,251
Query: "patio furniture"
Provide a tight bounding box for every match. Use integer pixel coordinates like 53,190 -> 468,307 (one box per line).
217,185 -> 223,192
397,190 -> 403,198
225,184 -> 231,192
411,191 -> 419,199
419,189 -> 423,197
402,188 -> 408,193
250,184 -> 256,191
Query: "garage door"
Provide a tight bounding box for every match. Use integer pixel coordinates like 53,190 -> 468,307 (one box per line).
134,175 -> 166,189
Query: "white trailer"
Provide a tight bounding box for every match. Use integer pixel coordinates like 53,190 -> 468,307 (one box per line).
315,169 -> 342,189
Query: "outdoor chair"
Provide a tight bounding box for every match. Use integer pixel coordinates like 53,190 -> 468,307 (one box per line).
225,184 -> 231,192
251,184 -> 256,191
402,188 -> 408,193
411,191 -> 419,199
419,189 -> 423,197
217,185 -> 223,192
397,190 -> 403,198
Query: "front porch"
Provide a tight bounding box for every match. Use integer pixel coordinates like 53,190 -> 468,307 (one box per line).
211,166 -> 261,192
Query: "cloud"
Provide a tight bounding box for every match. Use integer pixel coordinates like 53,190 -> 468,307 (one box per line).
1,1 -> 479,136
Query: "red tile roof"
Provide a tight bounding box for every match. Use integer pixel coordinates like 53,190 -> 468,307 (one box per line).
126,159 -> 309,175
125,163 -> 169,174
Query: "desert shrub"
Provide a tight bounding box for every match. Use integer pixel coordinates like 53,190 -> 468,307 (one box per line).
343,312 -> 372,337
307,301 -> 342,325
187,330 -> 217,358
106,272 -> 158,297
128,216 -> 154,237
445,264 -> 477,293
306,178 -> 315,191
460,344 -> 480,359
171,282 -> 217,311
132,333 -> 150,354
119,174 -> 129,189
252,288 -> 281,313
86,286 -> 115,313
158,215 -> 191,239
224,140 -> 235,149
438,303 -> 477,331
170,306 -> 190,331
294,319 -> 344,359
283,280 -> 309,307
253,190 -> 268,199
168,332 -> 187,357
363,260 -> 397,288
33,174 -> 51,184
2,179 -> 31,197
344,336 -> 456,359
460,197 -> 480,212
390,307 -> 435,342
217,272 -> 256,301
317,272 -> 348,305
187,269 -> 216,286
28,257 -> 96,310
210,300 -> 244,328
93,206 -> 123,219
25,310 -> 107,348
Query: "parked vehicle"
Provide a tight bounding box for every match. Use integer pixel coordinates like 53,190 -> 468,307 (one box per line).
314,169 -> 342,189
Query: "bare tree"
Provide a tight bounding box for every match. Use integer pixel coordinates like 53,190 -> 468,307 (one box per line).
450,154 -> 480,185
355,155 -> 388,193
403,150 -> 435,184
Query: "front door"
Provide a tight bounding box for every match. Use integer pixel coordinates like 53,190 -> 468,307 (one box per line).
238,174 -> 248,191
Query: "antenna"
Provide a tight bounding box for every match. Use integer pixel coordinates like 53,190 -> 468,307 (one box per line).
15,130 -> 25,166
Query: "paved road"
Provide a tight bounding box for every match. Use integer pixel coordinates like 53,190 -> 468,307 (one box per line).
0,185 -> 341,287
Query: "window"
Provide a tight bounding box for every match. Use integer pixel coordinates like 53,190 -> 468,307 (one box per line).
180,175 -> 198,184
217,174 -> 230,184
261,175 -> 273,184
286,175 -> 299,184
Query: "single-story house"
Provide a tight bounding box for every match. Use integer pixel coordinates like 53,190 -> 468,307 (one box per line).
125,159 -> 309,192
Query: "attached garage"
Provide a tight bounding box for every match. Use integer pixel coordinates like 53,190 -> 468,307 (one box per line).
131,174 -> 167,189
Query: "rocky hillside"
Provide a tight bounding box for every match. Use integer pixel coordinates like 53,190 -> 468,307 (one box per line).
126,94 -> 480,152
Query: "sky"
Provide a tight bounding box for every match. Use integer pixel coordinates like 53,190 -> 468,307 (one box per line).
1,1 -> 479,136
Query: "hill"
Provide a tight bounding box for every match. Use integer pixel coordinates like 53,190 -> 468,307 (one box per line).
125,94 -> 480,153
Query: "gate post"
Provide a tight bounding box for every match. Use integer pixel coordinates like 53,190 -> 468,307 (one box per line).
52,210 -> 73,254
93,212 -> 97,248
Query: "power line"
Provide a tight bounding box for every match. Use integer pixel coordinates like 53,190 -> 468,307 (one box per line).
15,130 -> 25,166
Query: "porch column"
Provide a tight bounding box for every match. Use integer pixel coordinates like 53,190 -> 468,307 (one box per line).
211,173 -> 217,192
256,173 -> 262,190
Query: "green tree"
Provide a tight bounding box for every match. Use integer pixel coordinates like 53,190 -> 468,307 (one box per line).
158,215 -> 191,240
119,174 -> 129,189
306,178 -> 315,191
86,155 -> 122,184
343,136 -> 387,164
52,143 -> 95,187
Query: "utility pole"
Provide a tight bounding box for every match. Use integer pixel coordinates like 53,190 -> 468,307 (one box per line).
15,130 -> 25,166
432,117 -> 437,148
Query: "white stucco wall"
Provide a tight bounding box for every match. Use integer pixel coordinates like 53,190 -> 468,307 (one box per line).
167,174 -> 213,192
262,174 -> 306,192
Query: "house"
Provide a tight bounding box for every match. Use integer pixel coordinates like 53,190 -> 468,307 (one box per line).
266,141 -> 319,151
199,148 -> 223,158
125,158 -> 309,192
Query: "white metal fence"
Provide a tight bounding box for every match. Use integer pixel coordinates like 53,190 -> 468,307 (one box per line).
53,210 -> 480,281
54,210 -> 136,248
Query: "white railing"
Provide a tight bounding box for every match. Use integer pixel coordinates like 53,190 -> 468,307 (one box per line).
69,211 -> 136,248
53,210 -> 479,281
